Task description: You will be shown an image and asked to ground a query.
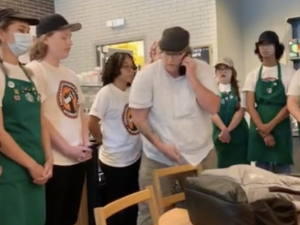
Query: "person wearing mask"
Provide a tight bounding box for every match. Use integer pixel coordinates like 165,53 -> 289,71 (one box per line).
243,30 -> 295,173
129,26 -> 220,225
25,14 -> 92,225
88,52 -> 141,225
0,8 -> 52,225
212,57 -> 249,168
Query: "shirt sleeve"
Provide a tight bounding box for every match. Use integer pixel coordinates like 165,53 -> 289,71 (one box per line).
196,61 -> 219,95
129,67 -> 154,109
287,70 -> 300,96
89,88 -> 109,120
25,61 -> 47,103
243,71 -> 257,92
240,91 -> 247,108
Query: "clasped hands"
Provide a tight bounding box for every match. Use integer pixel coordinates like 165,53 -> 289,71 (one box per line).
256,123 -> 275,147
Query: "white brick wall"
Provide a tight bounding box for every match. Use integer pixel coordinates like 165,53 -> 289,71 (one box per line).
54,0 -> 218,73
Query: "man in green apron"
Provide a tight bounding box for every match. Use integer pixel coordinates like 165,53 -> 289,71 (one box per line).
243,31 -> 295,173
0,8 -> 52,225
212,57 -> 249,168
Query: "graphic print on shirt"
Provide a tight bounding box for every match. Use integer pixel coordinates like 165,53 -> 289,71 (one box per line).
122,103 -> 139,135
57,80 -> 80,119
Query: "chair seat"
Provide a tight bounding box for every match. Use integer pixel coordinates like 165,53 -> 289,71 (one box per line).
158,208 -> 192,225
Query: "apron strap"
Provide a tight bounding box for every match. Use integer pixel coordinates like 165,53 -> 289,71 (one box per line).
258,62 -> 281,80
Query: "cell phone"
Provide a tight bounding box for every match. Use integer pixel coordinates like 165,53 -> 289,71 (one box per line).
178,52 -> 188,76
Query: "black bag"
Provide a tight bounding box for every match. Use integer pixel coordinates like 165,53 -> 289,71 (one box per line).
184,175 -> 299,225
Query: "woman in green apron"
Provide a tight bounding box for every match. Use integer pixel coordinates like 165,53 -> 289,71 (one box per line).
212,57 -> 249,168
0,8 -> 52,225
244,31 -> 295,173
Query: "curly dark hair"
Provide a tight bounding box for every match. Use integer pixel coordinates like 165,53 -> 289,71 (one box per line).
101,52 -> 136,86
254,42 -> 285,62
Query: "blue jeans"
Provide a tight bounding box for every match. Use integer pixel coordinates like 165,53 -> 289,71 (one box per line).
256,162 -> 291,174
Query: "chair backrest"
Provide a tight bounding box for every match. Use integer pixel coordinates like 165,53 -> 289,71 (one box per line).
153,164 -> 202,212
94,186 -> 160,225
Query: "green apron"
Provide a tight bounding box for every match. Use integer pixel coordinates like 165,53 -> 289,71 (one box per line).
0,61 -> 46,225
213,91 -> 249,168
248,64 -> 293,164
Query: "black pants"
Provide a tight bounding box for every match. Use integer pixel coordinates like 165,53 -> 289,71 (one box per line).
100,159 -> 140,225
45,163 -> 86,225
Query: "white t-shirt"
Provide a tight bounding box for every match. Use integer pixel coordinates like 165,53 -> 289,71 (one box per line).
26,60 -> 84,166
287,69 -> 300,96
129,59 -> 219,166
0,63 -> 31,107
218,83 -> 246,108
243,64 -> 295,93
89,84 -> 141,167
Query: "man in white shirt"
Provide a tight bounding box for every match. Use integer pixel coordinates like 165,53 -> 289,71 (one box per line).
129,26 -> 220,225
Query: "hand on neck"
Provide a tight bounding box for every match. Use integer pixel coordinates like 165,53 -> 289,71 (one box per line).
262,57 -> 277,67
0,45 -> 19,65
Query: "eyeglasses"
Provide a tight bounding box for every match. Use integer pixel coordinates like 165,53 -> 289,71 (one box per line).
122,65 -> 137,71
216,67 -> 231,72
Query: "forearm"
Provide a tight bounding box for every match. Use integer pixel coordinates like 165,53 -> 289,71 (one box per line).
227,109 -> 245,132
136,120 -> 162,150
89,124 -> 102,144
80,109 -> 90,145
44,117 -> 69,153
0,130 -> 36,169
211,114 -> 226,130
188,75 -> 220,114
269,106 -> 289,127
287,98 -> 300,122
42,119 -> 52,161
247,106 -> 263,127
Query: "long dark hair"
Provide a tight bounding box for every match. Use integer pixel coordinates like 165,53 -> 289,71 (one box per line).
230,68 -> 240,102
101,52 -> 136,86
254,42 -> 284,62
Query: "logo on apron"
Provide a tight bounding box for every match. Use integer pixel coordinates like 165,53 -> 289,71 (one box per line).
122,103 -> 139,135
7,81 -> 15,88
57,80 -> 79,119
25,93 -> 34,102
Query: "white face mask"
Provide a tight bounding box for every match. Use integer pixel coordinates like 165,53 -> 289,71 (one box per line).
7,33 -> 32,57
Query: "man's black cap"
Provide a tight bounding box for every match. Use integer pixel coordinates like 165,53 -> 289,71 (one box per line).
159,26 -> 190,52
36,13 -> 82,37
0,8 -> 39,25
257,30 -> 280,45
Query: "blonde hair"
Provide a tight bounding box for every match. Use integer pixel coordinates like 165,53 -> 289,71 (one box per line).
29,32 -> 53,61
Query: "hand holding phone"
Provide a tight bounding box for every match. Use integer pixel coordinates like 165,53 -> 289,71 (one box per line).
178,52 -> 189,76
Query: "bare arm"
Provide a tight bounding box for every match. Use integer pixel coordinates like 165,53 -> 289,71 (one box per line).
211,114 -> 227,130
88,115 -> 102,144
227,108 -> 246,132
269,106 -> 289,128
41,106 -> 52,162
80,107 -> 90,146
189,75 -> 220,114
246,91 -> 263,127
131,108 -> 163,150
0,109 -> 37,170
43,116 -> 70,154
288,96 -> 300,121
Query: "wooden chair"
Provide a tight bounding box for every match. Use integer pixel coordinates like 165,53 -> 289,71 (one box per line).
94,186 -> 160,225
153,164 -> 202,225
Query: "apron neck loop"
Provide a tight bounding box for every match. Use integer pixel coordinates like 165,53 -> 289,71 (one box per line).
258,62 -> 281,79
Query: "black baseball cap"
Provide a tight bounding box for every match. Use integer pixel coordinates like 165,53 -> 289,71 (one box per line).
159,26 -> 190,52
257,30 -> 280,45
36,13 -> 82,38
0,8 -> 39,25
